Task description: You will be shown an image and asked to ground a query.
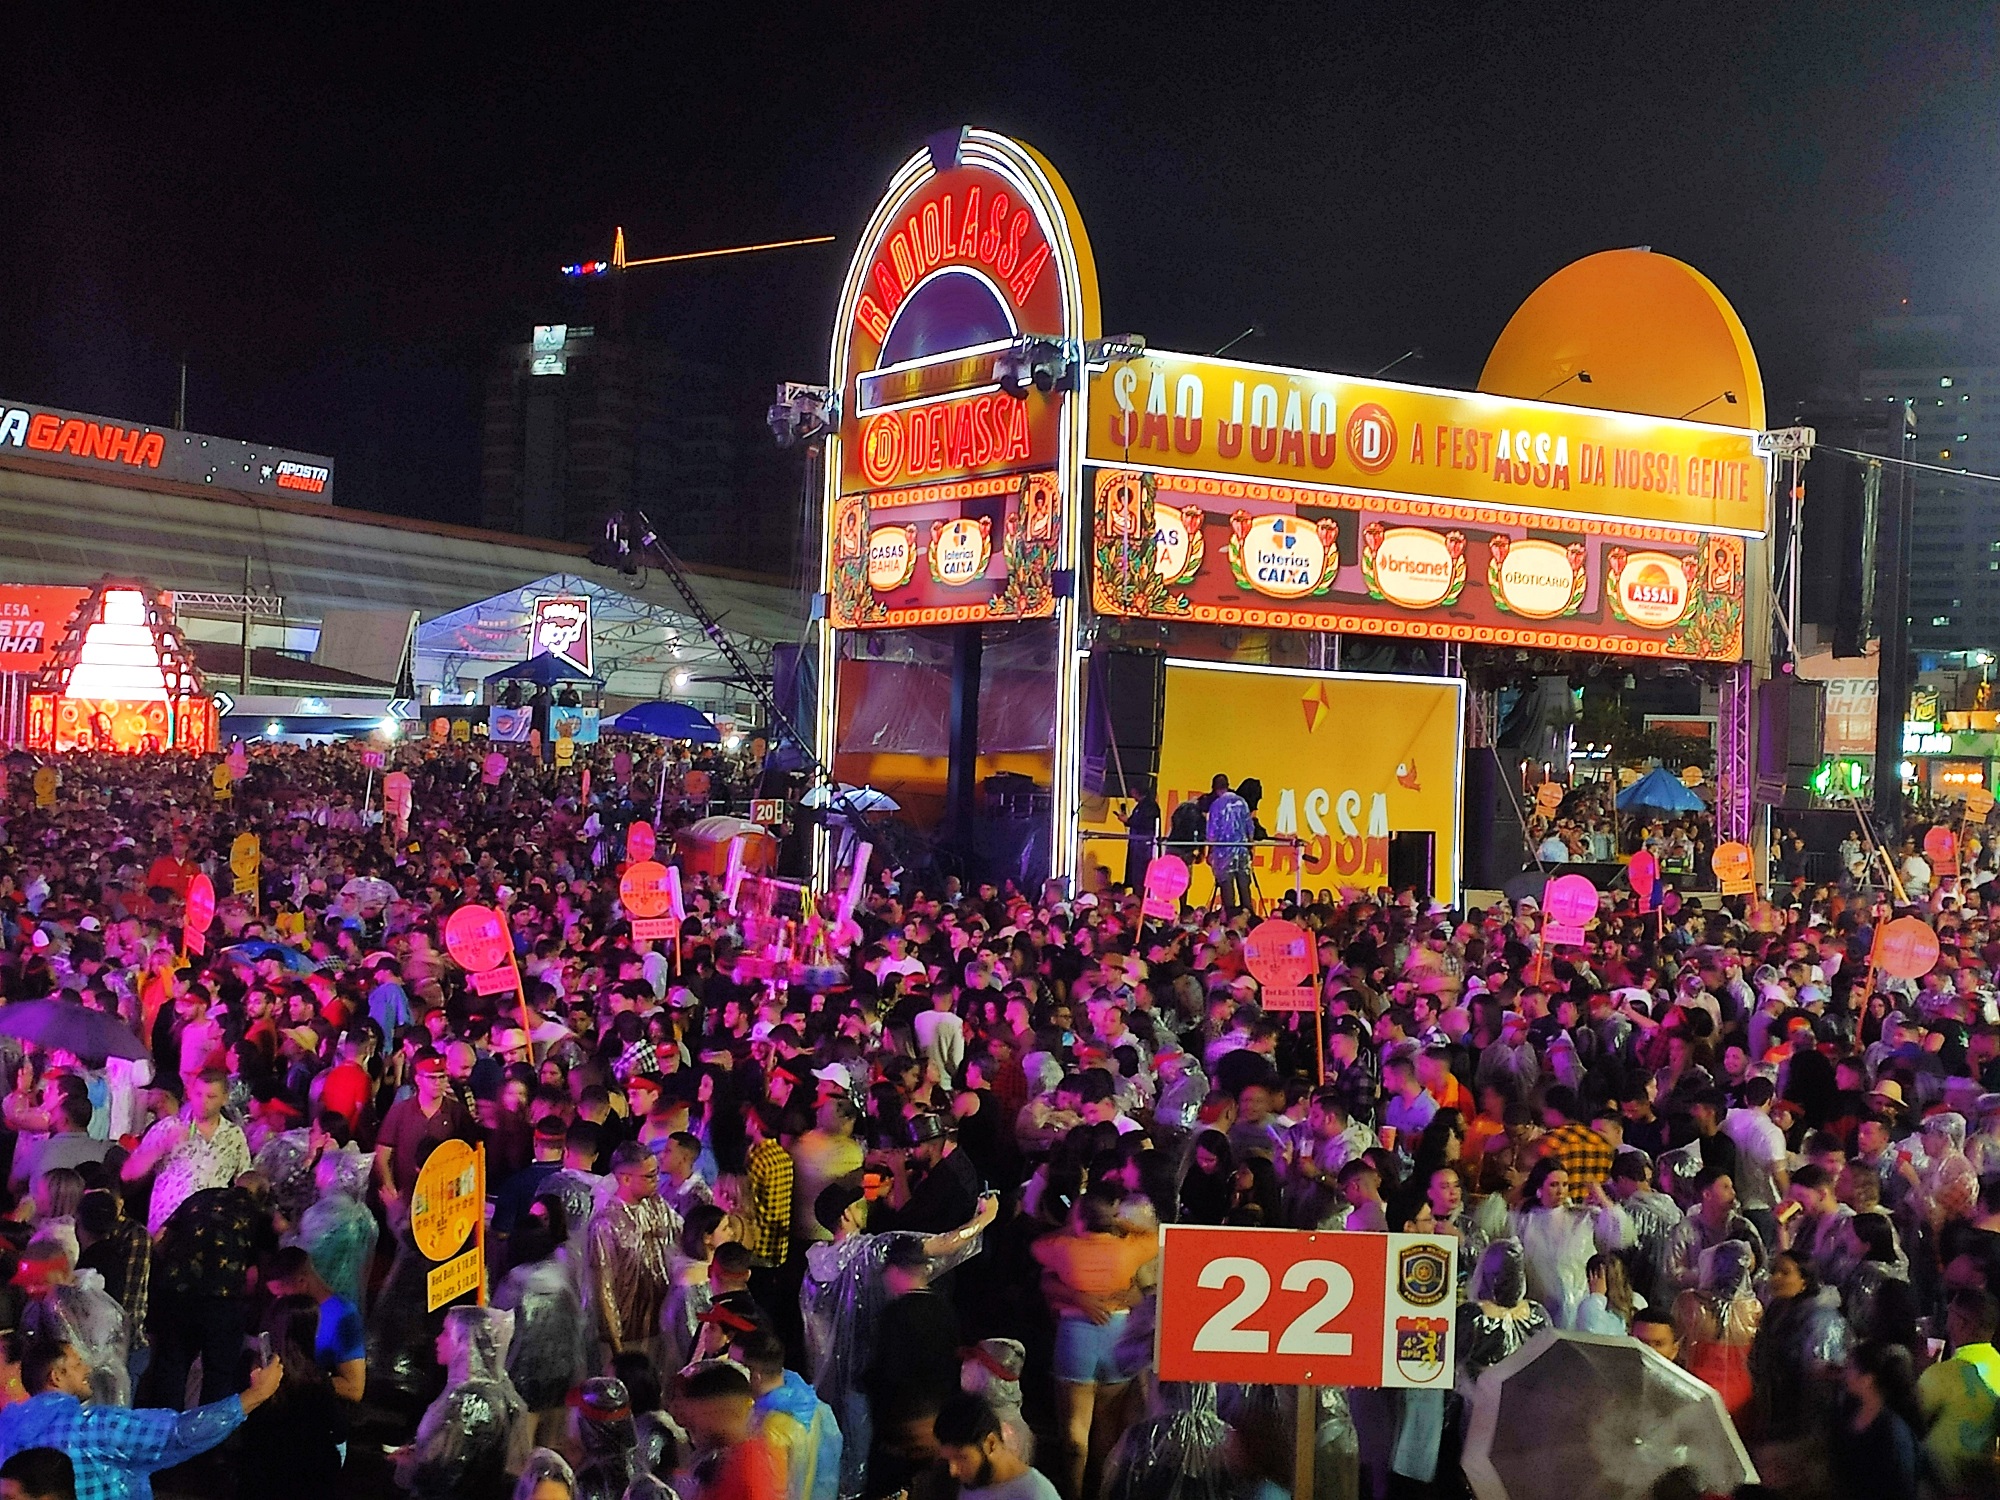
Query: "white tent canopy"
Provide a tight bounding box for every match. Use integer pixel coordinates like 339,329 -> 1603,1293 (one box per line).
413,572 -> 790,712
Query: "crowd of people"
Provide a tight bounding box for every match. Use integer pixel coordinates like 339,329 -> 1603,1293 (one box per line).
0,742 -> 1995,1500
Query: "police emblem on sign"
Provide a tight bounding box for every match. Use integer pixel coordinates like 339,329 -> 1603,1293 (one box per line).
1395,1316 -> 1449,1382
1398,1243 -> 1451,1307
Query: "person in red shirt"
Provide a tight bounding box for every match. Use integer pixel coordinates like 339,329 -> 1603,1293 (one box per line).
317,1029 -> 375,1137
144,839 -> 198,902
679,1360 -> 782,1500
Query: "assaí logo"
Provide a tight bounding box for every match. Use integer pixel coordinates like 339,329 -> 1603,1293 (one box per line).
1266,784 -> 1391,881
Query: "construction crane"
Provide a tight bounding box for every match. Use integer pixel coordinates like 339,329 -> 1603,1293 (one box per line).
560,226 -> 833,279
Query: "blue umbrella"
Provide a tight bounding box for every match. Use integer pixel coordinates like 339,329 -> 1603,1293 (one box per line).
607,701 -> 721,744
1615,766 -> 1706,816
220,940 -> 319,973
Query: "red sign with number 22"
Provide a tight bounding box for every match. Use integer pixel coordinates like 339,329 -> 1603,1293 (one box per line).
1155,1225 -> 1456,1388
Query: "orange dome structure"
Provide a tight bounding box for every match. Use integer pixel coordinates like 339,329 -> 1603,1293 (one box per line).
1478,249 -> 1764,430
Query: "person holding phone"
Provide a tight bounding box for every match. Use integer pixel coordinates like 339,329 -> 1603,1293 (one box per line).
237,1295 -> 344,1500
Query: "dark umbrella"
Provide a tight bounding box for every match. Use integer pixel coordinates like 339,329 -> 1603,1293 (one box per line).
0,999 -> 150,1061
484,653 -> 603,688
1461,1329 -> 1756,1500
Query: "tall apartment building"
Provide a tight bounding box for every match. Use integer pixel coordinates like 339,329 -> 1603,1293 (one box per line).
479,326 -> 764,568
1858,315 -> 2000,655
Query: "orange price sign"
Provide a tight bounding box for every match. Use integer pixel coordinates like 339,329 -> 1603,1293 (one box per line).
1710,840 -> 1754,896
1925,826 -> 1960,877
1966,787 -> 1996,822
1244,918 -> 1316,1012
620,860 -> 673,919
1873,916 -> 1941,982
443,904 -> 510,973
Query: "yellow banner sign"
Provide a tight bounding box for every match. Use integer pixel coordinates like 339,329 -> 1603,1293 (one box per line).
1088,351 -> 1769,537
426,1245 -> 484,1312
1082,662 -> 1463,905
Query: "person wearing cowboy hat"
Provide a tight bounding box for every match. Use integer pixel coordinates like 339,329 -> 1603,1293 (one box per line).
873,1111 -> 978,1236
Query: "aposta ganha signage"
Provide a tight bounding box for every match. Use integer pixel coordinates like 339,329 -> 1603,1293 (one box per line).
1092,468 -> 1745,661
0,398 -> 335,500
1089,351 -> 1768,538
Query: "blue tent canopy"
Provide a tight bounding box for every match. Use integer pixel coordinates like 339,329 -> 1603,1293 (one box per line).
606,700 -> 721,743
1615,766 -> 1706,815
485,653 -> 603,687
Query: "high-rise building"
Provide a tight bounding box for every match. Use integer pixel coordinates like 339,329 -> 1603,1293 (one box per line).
1858,315 -> 2000,654
480,326 -> 786,570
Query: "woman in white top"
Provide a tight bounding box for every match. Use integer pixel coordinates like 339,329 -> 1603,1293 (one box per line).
1510,1157 -> 1632,1328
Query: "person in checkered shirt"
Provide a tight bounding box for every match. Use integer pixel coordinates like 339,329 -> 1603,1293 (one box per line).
1540,1085 -> 1617,1203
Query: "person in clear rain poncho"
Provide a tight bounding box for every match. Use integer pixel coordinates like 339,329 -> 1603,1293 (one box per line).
1509,1158 -> 1632,1327
17,1234 -> 130,1408
1101,1380 -> 1232,1500
395,1305 -> 532,1500
1919,1110 -> 1980,1231
494,1196 -> 591,1453
516,1447 -> 579,1500
291,1143 -> 378,1313
1455,1240 -> 1553,1388
568,1375 -> 680,1500
801,1181 -> 997,1499
1670,1238 -> 1762,1420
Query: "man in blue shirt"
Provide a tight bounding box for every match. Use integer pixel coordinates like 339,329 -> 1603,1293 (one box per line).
265,1247 -> 366,1404
0,1334 -> 282,1500
365,954 -> 411,1038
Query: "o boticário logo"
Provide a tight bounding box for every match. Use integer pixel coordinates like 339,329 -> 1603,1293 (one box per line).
1150,502 -> 1206,584
1227,512 -> 1340,599
1487,536 -> 1587,619
1359,524 -> 1465,610
866,525 -> 918,590
928,516 -> 993,586
1607,549 -> 1693,629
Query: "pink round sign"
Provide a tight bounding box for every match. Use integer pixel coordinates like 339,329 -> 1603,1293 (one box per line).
444,903 -> 510,972
627,821 -> 657,864
1142,855 -> 1190,901
481,752 -> 506,786
1542,873 -> 1598,926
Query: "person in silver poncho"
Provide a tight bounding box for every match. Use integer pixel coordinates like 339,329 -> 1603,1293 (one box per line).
18,1235 -> 131,1408
569,1375 -> 681,1500
801,1181 -> 997,1498
396,1305 -> 531,1500
1455,1240 -> 1553,1388
515,1447 -> 578,1500
495,1194 -> 591,1453
588,1143 -> 682,1377
1101,1381 -> 1232,1500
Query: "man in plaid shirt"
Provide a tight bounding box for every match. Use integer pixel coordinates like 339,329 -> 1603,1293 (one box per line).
1541,1085 -> 1616,1203
0,1333 -> 282,1500
744,1102 -> 795,1268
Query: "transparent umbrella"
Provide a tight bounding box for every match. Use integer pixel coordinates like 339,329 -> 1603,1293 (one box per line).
800,783 -> 899,814
1461,1329 -> 1757,1500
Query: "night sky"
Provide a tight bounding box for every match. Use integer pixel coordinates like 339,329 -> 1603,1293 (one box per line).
4,4 -> 1996,526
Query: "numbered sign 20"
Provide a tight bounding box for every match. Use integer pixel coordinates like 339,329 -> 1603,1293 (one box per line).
1155,1226 -> 1455,1388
